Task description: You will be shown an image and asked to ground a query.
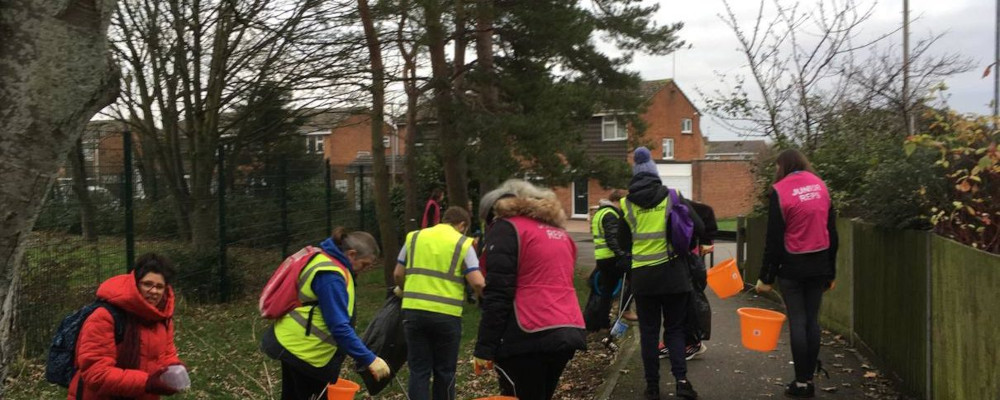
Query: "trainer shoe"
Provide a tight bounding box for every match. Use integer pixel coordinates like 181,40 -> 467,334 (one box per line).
644,384 -> 660,400
657,342 -> 669,359
784,381 -> 815,398
684,342 -> 708,360
676,379 -> 698,399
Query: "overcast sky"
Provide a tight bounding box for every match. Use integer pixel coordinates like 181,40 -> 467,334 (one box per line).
621,0 -> 994,141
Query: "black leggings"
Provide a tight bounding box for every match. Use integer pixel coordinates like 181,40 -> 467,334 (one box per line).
495,350 -> 575,400
779,278 -> 825,383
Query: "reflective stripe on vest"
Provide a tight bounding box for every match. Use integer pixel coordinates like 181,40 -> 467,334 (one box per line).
621,197 -> 675,268
273,254 -> 354,368
591,207 -> 616,260
402,224 -> 472,317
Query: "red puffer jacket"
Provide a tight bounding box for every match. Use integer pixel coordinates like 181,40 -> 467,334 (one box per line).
68,274 -> 182,400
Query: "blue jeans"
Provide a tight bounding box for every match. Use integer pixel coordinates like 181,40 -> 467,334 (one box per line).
403,309 -> 462,400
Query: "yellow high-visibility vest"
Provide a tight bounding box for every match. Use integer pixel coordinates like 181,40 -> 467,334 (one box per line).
274,254 -> 354,368
621,197 -> 675,268
592,207 -> 617,260
402,224 -> 472,317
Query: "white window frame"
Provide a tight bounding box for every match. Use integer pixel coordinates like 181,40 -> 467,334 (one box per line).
601,116 -> 626,141
314,137 -> 324,154
662,138 -> 674,160
681,118 -> 693,134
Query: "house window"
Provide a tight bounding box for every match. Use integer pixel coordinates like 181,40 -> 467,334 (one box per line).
662,138 -> 674,160
382,136 -> 391,148
681,118 -> 693,134
306,136 -> 324,154
602,116 -> 626,141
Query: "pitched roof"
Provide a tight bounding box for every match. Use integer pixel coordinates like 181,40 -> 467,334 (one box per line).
297,107 -> 365,133
705,140 -> 769,155
639,79 -> 673,99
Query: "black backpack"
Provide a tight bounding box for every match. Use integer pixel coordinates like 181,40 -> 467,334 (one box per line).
45,301 -> 125,387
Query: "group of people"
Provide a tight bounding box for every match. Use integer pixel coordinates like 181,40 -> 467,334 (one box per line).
67,146 -> 836,400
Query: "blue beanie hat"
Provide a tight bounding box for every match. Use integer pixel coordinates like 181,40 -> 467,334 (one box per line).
632,147 -> 658,176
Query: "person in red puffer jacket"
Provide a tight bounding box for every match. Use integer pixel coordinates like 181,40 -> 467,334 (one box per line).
68,253 -> 186,400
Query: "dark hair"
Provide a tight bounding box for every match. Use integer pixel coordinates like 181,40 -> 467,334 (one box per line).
442,206 -> 471,227
331,226 -> 380,258
774,149 -> 814,181
133,253 -> 175,285
608,189 -> 625,203
430,188 -> 444,201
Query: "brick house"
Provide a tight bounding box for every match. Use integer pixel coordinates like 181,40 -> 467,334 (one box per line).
307,110 -> 405,207
554,79 -> 706,221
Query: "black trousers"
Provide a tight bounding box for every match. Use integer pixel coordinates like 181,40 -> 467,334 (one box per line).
595,257 -> 628,329
636,292 -> 689,384
403,310 -> 462,400
495,350 -> 575,400
281,361 -> 327,400
779,278 -> 826,383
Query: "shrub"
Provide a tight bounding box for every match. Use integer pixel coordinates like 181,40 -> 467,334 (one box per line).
907,111 -> 1000,253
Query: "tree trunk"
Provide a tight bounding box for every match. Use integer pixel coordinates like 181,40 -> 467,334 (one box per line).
69,138 -> 98,242
0,0 -> 120,387
359,0 -> 400,289
424,0 -> 470,209
402,86 -> 420,233
475,0 -> 501,192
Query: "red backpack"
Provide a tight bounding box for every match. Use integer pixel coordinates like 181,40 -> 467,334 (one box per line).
259,246 -> 331,319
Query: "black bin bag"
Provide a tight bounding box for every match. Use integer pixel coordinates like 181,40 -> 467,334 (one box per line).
355,295 -> 407,395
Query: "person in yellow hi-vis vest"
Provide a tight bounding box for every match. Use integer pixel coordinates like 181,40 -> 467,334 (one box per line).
618,147 -> 705,400
393,207 -> 486,400
261,228 -> 390,400
584,189 -> 630,331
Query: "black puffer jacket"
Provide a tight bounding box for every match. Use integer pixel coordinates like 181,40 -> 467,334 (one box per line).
617,172 -> 705,295
474,197 -> 587,361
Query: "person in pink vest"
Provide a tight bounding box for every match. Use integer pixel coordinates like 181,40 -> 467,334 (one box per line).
473,179 -> 587,400
421,188 -> 444,228
755,149 -> 839,399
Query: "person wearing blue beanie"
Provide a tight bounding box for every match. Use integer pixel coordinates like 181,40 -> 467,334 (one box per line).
618,146 -> 705,400
632,147 -> 659,176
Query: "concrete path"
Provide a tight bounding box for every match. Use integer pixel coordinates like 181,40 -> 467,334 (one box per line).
573,238 -> 902,399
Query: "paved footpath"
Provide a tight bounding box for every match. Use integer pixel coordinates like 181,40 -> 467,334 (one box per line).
571,237 -> 904,399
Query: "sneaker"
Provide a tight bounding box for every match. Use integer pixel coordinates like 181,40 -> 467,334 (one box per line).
657,342 -> 669,359
784,381 -> 815,398
644,384 -> 660,400
676,379 -> 698,399
684,342 -> 708,360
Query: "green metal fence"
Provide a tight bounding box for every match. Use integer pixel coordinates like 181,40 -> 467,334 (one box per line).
18,130 -> 376,356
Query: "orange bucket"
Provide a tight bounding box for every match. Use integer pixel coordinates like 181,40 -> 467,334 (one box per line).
737,307 -> 787,352
474,397 -> 517,400
326,378 -> 361,400
706,258 -> 743,299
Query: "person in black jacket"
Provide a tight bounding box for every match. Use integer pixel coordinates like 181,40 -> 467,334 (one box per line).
473,179 -> 587,400
756,149 -> 838,399
618,147 -> 704,400
586,189 -> 630,331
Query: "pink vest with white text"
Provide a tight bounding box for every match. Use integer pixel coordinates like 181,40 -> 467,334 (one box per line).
508,216 -> 585,333
773,171 -> 831,254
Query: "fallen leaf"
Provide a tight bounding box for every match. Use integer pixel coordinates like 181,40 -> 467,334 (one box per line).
861,364 -> 872,369
864,371 -> 878,379
822,387 -> 839,393
834,353 -> 845,358
734,369 -> 746,374
833,363 -> 844,368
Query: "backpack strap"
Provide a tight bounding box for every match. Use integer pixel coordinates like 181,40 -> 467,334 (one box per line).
94,301 -> 126,344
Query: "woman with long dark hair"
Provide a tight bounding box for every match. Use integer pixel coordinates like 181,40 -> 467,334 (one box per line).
755,149 -> 839,399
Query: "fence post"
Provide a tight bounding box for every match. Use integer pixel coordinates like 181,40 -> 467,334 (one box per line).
217,144 -> 229,302
358,165 -> 365,231
280,157 -> 289,259
123,128 -> 135,271
736,215 -> 745,276
325,159 -> 332,235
